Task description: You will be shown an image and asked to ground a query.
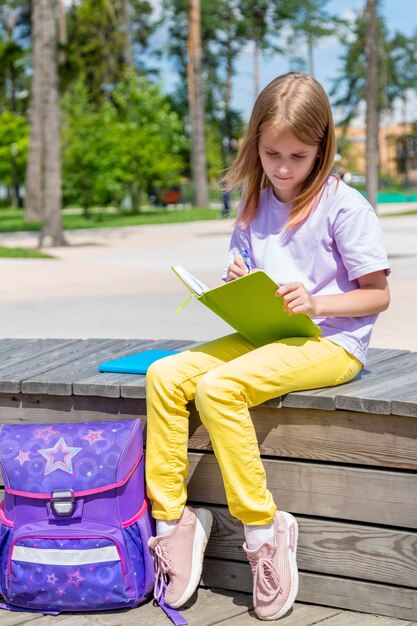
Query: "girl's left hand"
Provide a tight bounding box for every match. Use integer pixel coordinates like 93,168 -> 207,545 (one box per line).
276,282 -> 318,317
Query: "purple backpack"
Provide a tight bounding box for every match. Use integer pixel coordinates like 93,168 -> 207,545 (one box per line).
0,419 -> 155,614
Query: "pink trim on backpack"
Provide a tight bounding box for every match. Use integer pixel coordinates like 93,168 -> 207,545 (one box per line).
0,502 -> 13,527
4,452 -> 143,500
121,500 -> 148,528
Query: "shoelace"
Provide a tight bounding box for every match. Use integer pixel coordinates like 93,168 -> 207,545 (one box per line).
249,555 -> 281,600
151,543 -> 172,601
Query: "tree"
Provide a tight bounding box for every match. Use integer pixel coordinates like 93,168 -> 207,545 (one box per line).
240,0 -> 271,98
365,0 -> 379,209
187,0 -> 208,206
162,0 -> 245,181
284,0 -> 344,77
390,31 -> 417,125
0,110 -> 28,206
62,74 -> 186,213
331,7 -> 397,127
0,1 -> 31,115
25,0 -> 65,246
64,0 -> 156,106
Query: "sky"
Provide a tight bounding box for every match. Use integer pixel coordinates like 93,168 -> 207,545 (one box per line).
150,0 -> 417,126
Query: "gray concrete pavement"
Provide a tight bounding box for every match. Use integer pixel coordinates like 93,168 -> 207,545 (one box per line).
0,213 -> 416,352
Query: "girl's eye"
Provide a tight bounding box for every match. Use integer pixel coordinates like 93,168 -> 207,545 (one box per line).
292,154 -> 306,160
266,151 -> 278,157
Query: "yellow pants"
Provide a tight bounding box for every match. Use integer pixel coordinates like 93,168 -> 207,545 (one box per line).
145,333 -> 362,525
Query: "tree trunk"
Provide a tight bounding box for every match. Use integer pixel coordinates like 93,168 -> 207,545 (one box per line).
253,32 -> 260,99
307,33 -> 315,77
364,0 -> 379,211
25,0 -> 66,246
187,0 -> 208,207
25,0 -> 44,221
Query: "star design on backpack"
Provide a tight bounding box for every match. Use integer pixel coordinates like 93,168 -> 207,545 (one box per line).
38,437 -> 82,476
66,568 -> 86,588
14,450 -> 30,466
47,573 -> 58,585
33,426 -> 58,442
81,429 -> 104,446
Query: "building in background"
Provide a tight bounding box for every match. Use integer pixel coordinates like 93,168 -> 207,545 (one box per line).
336,123 -> 417,186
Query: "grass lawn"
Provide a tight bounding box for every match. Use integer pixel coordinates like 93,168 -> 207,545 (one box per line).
0,206 -> 225,258
0,245 -> 54,259
0,206 -> 222,234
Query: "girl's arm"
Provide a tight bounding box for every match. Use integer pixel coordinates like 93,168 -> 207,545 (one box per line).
277,270 -> 390,318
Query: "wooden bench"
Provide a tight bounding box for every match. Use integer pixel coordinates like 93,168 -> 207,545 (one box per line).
0,338 -> 416,621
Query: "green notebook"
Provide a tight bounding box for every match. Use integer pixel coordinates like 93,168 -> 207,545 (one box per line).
172,265 -> 321,347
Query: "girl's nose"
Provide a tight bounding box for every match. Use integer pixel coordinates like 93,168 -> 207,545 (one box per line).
276,162 -> 290,174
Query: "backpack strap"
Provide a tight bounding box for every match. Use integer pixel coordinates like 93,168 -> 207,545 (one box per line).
155,582 -> 188,625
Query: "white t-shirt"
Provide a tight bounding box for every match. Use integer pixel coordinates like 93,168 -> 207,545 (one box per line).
225,177 -> 390,364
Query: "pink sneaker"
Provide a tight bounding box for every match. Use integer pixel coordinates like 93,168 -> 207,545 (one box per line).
243,511 -> 298,620
148,506 -> 213,609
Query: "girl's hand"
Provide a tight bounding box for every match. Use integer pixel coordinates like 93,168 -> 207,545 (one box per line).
226,256 -> 249,281
276,282 -> 318,317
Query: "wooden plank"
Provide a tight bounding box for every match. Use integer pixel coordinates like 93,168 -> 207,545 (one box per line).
0,393 -> 146,426
72,339 -> 192,398
188,405 -> 417,470
3,389 -> 417,471
366,347 -> 411,365
0,614 -> 45,626
283,352 -> 417,412
0,338 -> 48,357
208,601 -> 342,625
120,340 -> 199,399
0,339 -> 84,393
311,613 -> 414,625
27,339 -> 155,397
21,338 -> 125,395
201,559 -> 417,621
2,437 -> 416,529
0,340 -> 75,380
186,453 -> 417,528
22,339 -> 154,397
0,589 -> 253,626
392,391 -> 417,418
336,368 -> 417,414
203,506 -> 417,588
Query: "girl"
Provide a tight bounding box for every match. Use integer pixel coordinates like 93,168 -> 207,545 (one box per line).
146,72 -> 390,621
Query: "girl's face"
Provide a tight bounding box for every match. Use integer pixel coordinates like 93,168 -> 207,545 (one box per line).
258,127 -> 319,203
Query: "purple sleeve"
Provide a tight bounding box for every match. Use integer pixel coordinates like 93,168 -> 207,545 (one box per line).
333,205 -> 391,281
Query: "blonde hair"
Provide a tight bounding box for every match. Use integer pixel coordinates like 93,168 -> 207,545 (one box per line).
225,72 -> 336,229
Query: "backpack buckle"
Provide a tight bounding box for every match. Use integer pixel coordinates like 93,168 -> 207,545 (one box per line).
51,490 -> 75,516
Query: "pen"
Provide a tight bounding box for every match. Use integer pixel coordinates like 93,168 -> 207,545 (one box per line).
241,249 -> 251,272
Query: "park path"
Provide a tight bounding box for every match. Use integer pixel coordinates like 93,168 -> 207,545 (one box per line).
0,211 -> 416,352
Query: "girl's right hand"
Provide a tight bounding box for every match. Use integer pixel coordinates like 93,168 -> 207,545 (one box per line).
226,256 -> 249,281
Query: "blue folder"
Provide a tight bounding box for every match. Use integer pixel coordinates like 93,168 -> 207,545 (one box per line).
98,349 -> 179,374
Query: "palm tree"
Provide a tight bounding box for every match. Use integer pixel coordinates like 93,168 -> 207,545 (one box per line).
25,0 -> 65,245
365,0 -> 379,210
187,0 -> 208,206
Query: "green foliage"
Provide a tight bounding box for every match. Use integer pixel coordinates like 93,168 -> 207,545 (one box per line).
0,244 -> 53,258
284,0 -> 346,75
63,0 -> 157,105
331,7 -> 399,126
61,73 -> 187,213
61,82 -> 122,212
0,1 -> 31,114
390,30 -> 417,109
0,206 -> 219,233
0,110 -> 28,186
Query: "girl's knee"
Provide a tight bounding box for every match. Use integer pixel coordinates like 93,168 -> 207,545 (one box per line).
195,370 -> 247,413
195,370 -> 220,405
146,355 -> 179,391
